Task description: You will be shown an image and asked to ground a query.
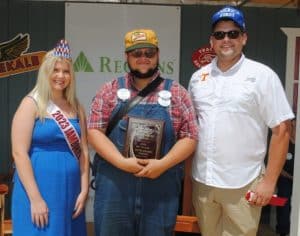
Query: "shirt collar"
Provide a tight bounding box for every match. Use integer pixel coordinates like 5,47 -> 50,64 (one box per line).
211,54 -> 245,76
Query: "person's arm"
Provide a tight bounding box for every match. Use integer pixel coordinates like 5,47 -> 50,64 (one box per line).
11,96 -> 49,228
135,137 -> 197,179
88,128 -> 145,174
72,105 -> 90,218
250,120 -> 291,206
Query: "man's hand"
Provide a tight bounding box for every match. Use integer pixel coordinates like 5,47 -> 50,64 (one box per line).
134,159 -> 166,179
248,177 -> 275,206
119,157 -> 148,174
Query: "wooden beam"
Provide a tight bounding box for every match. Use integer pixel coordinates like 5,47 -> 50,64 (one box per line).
248,0 -> 296,5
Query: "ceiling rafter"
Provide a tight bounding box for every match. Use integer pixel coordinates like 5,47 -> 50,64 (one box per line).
65,0 -> 299,8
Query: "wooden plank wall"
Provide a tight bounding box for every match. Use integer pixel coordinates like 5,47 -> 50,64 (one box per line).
0,0 -> 64,177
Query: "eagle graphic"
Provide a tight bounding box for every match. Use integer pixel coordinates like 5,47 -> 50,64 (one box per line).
0,33 -> 30,62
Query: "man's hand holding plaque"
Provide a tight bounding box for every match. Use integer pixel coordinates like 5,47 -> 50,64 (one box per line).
134,158 -> 167,179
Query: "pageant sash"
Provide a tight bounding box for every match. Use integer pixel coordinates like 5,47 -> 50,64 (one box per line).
47,101 -> 81,160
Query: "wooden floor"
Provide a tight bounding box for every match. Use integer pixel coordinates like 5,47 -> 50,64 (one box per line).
86,222 -> 278,236
0,222 -> 282,236
174,223 -> 277,235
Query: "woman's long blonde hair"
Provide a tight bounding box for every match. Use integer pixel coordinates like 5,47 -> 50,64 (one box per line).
30,50 -> 79,119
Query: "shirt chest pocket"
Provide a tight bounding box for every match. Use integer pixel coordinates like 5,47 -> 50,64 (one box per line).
191,81 -> 216,111
221,80 -> 257,111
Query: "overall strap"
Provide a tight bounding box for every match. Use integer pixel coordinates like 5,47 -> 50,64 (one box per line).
117,76 -> 125,89
163,78 -> 173,91
106,76 -> 164,136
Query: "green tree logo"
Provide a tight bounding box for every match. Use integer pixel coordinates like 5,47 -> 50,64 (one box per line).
73,51 -> 94,72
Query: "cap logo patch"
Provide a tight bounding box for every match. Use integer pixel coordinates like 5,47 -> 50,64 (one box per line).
131,32 -> 147,43
220,12 -> 235,17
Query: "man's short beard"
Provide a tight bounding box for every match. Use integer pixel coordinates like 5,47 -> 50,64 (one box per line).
128,64 -> 159,79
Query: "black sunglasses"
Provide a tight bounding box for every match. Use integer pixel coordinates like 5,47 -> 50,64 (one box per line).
129,48 -> 157,58
212,30 -> 242,40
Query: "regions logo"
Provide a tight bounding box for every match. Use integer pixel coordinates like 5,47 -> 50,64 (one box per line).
192,45 -> 216,68
73,51 -> 94,72
0,33 -> 46,78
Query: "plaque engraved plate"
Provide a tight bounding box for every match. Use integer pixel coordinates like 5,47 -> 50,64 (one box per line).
124,117 -> 165,159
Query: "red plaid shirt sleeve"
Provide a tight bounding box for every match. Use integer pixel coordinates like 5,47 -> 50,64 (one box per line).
170,82 -> 199,140
87,79 -> 119,130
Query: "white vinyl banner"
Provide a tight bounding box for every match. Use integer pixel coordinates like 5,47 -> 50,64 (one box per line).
65,2 -> 181,222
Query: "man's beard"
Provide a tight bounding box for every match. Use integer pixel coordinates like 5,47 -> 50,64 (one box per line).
128,64 -> 159,79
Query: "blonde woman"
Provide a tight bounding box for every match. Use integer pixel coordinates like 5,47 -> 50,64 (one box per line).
11,40 -> 89,236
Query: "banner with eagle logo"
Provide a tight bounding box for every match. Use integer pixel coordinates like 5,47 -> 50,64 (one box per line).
0,33 -> 46,78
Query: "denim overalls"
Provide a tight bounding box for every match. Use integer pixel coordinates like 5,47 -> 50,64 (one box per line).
94,77 -> 183,236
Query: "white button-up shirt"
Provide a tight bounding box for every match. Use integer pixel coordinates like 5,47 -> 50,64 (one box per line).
189,55 -> 294,188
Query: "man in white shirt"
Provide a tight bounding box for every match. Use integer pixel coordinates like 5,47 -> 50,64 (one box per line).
189,6 -> 294,236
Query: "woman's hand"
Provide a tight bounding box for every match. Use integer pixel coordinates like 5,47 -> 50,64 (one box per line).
72,191 -> 88,219
30,197 -> 49,228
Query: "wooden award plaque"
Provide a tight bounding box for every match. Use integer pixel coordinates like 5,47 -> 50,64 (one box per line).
123,117 -> 165,159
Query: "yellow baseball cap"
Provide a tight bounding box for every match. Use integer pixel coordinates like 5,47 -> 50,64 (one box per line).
124,29 -> 158,52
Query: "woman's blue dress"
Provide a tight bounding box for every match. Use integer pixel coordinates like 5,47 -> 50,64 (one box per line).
12,118 -> 87,236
